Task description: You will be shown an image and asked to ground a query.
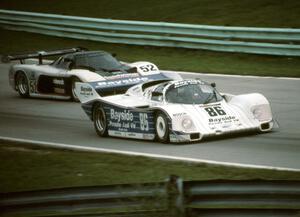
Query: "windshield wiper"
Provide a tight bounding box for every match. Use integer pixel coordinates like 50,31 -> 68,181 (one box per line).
212,89 -> 218,101
203,90 -> 218,104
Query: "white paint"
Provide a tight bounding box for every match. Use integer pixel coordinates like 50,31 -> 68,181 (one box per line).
1,136 -> 299,172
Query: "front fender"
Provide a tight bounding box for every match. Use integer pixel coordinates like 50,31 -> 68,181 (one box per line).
69,69 -> 105,82
228,93 -> 273,123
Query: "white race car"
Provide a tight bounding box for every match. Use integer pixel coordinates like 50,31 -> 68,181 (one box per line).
4,47 -> 180,101
76,79 -> 274,143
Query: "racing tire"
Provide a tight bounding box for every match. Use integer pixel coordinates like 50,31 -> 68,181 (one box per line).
71,77 -> 81,102
93,104 -> 108,137
155,111 -> 170,143
15,72 -> 29,97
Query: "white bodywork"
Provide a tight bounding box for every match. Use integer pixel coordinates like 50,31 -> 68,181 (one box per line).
76,79 -> 274,143
9,59 -> 168,99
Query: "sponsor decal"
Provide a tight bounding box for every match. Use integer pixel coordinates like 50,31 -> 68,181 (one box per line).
105,73 -> 139,80
173,112 -> 187,117
96,77 -> 149,87
107,107 -> 153,134
174,80 -> 204,88
208,115 -> 241,129
209,116 -> 236,123
53,78 -> 64,85
80,86 -> 93,97
110,109 -> 134,122
109,109 -> 136,132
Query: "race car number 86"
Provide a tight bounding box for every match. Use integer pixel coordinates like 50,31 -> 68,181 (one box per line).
204,106 -> 226,117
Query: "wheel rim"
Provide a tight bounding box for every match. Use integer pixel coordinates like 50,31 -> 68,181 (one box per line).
156,116 -> 167,139
95,108 -> 106,132
17,73 -> 28,94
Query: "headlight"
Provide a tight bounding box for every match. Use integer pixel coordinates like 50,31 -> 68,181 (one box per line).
182,118 -> 193,130
253,107 -> 263,119
251,104 -> 272,122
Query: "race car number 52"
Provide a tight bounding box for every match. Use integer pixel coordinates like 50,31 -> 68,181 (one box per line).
205,106 -> 226,117
140,64 -> 157,72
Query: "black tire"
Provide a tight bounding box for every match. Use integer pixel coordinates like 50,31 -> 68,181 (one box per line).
155,111 -> 170,143
93,104 -> 108,137
71,77 -> 81,102
15,72 -> 29,97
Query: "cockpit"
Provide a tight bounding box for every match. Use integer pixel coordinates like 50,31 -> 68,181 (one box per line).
165,80 -> 223,104
145,80 -> 223,104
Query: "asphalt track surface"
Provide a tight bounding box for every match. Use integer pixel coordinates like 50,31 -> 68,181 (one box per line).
0,63 -> 300,170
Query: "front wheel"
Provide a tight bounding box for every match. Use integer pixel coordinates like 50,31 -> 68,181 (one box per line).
71,77 -> 81,102
93,104 -> 108,137
155,111 -> 170,143
15,72 -> 29,97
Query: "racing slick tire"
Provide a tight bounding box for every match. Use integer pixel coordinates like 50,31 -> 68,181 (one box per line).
93,104 -> 108,137
155,111 -> 170,143
71,77 -> 81,102
15,71 -> 29,97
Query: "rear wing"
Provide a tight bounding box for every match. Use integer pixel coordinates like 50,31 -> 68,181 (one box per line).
1,47 -> 87,64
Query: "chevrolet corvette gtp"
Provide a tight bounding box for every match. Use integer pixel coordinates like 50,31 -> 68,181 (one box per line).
75,79 -> 274,143
5,47 -> 180,101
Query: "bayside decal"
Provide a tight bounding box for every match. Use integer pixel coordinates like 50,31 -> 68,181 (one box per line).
209,116 -> 236,123
107,107 -> 154,133
208,115 -> 241,129
96,77 -> 149,87
105,73 -> 139,80
110,109 -> 133,122
80,86 -> 93,96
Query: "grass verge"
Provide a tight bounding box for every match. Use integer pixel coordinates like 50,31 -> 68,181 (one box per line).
1,0 -> 300,28
0,142 -> 299,193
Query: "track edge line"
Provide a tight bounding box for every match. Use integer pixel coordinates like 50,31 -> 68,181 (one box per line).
0,136 -> 299,172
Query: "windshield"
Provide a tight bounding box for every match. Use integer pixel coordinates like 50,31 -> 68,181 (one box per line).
74,53 -> 123,72
165,82 -> 223,104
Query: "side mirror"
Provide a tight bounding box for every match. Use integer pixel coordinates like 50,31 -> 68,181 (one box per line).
152,91 -> 163,101
211,82 -> 216,88
127,67 -> 138,73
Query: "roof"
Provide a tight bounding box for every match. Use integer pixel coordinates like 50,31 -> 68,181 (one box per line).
64,50 -> 111,59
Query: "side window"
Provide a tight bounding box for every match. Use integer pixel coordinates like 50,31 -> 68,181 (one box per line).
151,92 -> 163,101
55,57 -> 71,70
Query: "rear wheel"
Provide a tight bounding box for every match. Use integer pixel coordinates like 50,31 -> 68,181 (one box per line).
155,111 -> 169,143
71,77 -> 81,102
15,72 -> 29,97
93,104 -> 108,137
